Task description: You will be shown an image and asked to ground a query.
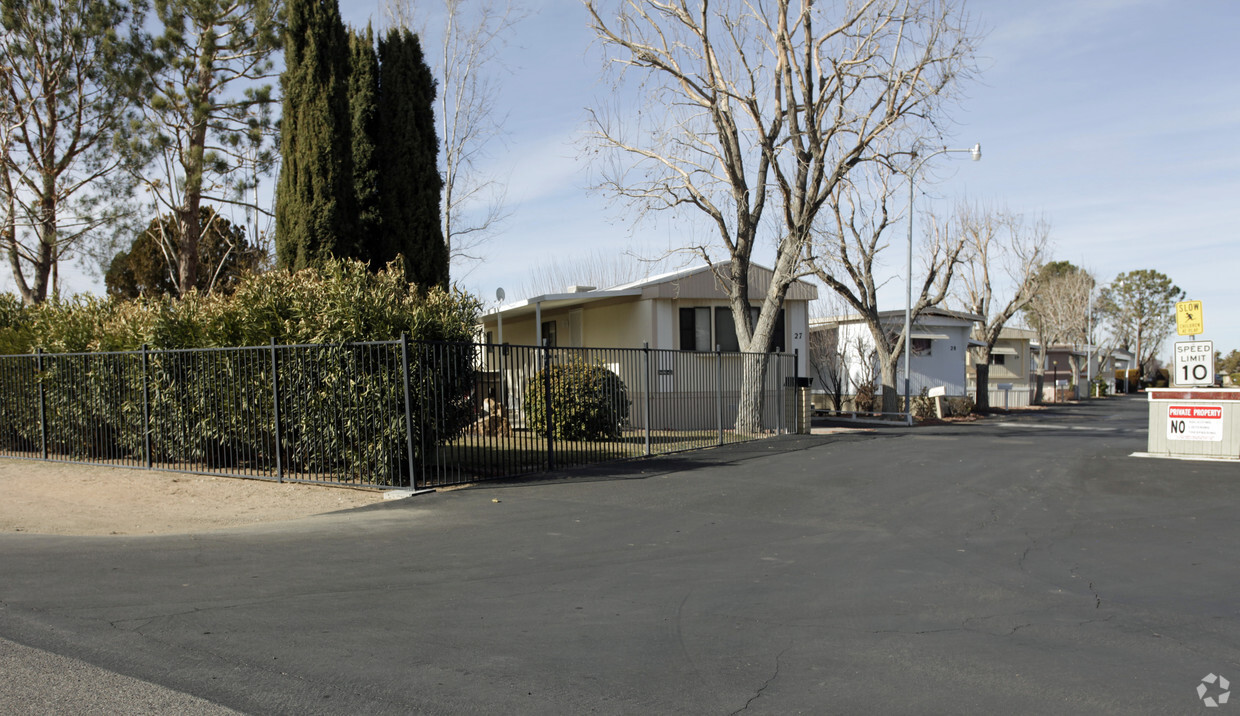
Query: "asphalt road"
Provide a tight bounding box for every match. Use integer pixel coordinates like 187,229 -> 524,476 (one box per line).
2,395 -> 1237,714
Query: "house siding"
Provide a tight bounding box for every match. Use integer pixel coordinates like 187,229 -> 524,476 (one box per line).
812,310 -> 980,407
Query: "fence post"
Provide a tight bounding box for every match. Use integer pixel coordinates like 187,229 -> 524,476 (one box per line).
141,344 -> 151,468
794,349 -> 801,436
400,333 -> 417,489
716,346 -> 724,446
419,342 -> 429,486
269,338 -> 283,483
35,348 -> 47,460
643,342 -> 652,457
543,340 -> 554,471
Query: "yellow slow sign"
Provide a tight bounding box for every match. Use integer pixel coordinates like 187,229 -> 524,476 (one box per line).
1176,300 -> 1204,336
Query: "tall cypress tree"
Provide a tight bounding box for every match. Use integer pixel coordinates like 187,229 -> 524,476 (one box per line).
349,25 -> 382,269
275,0 -> 356,270
378,28 -> 448,289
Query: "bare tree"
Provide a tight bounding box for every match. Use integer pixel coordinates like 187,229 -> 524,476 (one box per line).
808,323 -> 848,412
0,0 -> 138,304
848,331 -> 881,413
384,0 -> 521,276
808,171 -> 968,414
585,0 -> 978,430
951,202 -> 1049,411
1024,261 -> 1093,403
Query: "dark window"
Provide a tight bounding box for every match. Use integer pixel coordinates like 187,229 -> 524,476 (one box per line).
714,307 -> 740,352
766,308 -> 787,353
988,353 -> 1006,366
911,338 -> 932,356
540,321 -> 557,347
679,307 -> 711,351
681,305 -> 786,353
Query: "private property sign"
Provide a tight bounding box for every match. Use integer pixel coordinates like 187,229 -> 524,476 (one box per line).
1167,404 -> 1224,442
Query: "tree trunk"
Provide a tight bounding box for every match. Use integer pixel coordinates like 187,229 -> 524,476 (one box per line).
975,362 -> 991,412
1033,372 -> 1045,405
177,204 -> 201,295
879,354 -> 900,416
735,352 -> 769,434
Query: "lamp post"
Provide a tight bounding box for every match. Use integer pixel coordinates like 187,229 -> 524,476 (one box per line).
1086,286 -> 1093,397
903,143 -> 982,424
495,287 -> 506,344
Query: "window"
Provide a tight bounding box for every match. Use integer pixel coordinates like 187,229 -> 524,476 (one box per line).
911,338 -> 932,356
766,309 -> 787,353
540,321 -> 557,347
988,353 -> 1006,366
714,307 -> 740,352
679,306 -> 785,352
679,307 -> 712,351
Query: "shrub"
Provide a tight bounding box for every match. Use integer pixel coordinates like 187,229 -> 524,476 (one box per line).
524,361 -> 631,441
3,257 -> 480,353
911,386 -> 936,420
945,395 -> 975,417
0,293 -> 33,356
0,259 -> 482,487
853,382 -> 878,413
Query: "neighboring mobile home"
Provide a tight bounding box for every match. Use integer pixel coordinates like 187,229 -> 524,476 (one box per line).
809,307 -> 982,411
967,326 -> 1037,408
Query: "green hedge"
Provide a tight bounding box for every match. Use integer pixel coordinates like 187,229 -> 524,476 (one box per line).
0,259 -> 481,485
524,361 -> 630,441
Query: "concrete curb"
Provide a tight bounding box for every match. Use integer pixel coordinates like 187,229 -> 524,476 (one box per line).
382,488 -> 436,501
1130,451 -> 1240,463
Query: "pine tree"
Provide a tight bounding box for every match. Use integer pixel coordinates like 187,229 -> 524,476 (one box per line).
105,208 -> 266,299
276,0 -> 357,271
349,25 -> 383,269
378,28 -> 448,289
123,0 -> 281,297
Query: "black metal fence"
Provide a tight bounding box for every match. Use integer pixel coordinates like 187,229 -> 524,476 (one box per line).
0,339 -> 799,489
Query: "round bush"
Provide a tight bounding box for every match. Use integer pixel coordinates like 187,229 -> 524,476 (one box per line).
524,362 -> 630,440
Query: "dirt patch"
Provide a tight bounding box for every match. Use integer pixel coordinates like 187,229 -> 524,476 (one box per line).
0,459 -> 386,536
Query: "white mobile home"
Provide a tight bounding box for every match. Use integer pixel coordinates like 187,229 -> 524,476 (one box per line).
810,307 -> 982,410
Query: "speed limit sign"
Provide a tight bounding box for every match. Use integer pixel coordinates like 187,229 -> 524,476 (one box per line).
1174,340 -> 1214,387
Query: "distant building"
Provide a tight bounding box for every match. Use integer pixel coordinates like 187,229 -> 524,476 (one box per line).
809,307 -> 982,411
966,326 -> 1037,408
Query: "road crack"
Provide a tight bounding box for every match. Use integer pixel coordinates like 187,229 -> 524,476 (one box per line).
731,645 -> 788,715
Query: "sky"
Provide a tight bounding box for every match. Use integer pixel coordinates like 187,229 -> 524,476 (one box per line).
381,0 -> 1240,361
14,0 -> 1238,361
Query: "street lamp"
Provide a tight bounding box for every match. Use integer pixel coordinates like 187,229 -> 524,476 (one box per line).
1086,286 -> 1093,396
495,287 -> 506,345
903,143 -> 982,424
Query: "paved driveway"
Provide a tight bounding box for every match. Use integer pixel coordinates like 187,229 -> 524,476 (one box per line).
2,396 -> 1237,714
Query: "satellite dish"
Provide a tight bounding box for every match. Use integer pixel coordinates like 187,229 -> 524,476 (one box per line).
496,287 -> 505,302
